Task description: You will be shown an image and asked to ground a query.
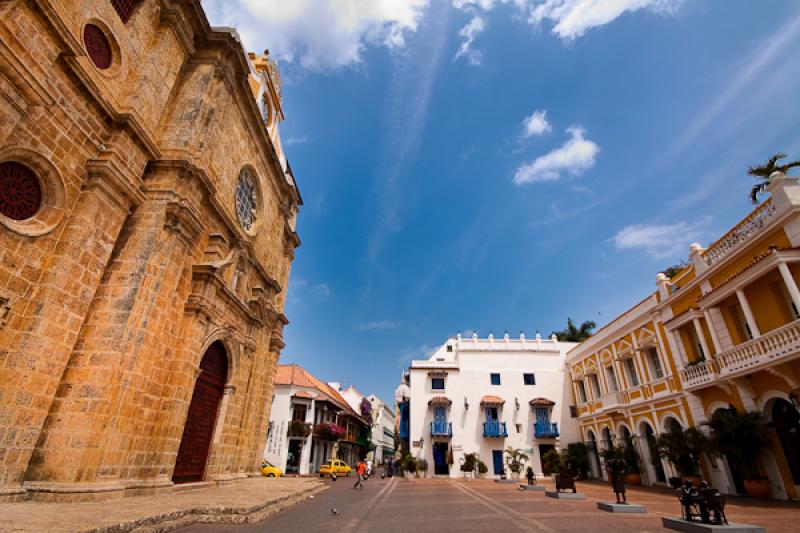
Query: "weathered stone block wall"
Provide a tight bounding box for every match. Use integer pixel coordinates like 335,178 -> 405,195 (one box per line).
0,0 -> 300,500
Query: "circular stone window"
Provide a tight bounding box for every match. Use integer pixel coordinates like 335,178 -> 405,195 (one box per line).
235,169 -> 259,233
0,161 -> 42,220
83,24 -> 112,70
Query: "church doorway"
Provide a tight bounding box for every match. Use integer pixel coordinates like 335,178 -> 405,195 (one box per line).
173,341 -> 228,483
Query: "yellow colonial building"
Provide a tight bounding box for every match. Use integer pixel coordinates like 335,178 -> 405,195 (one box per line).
567,173 -> 800,500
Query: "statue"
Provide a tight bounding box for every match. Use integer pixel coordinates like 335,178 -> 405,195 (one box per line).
526,466 -> 536,486
555,464 -> 577,493
608,458 -> 627,503
676,479 -> 727,524
699,481 -> 728,525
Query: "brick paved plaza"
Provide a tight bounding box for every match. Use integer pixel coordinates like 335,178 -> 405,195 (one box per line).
182,477 -> 800,533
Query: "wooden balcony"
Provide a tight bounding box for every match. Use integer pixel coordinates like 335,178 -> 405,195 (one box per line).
430,421 -> 452,437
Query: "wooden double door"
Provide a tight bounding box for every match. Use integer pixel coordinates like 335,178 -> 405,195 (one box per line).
172,341 -> 228,484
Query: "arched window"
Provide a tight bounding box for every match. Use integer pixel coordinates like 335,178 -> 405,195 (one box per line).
235,168 -> 258,232
110,0 -> 143,23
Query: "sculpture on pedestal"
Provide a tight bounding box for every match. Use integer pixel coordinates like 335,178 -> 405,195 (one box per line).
676,480 -> 728,525
555,464 -> 577,493
608,458 -> 627,504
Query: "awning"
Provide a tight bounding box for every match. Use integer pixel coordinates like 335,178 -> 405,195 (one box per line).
428,396 -> 452,406
480,395 -> 505,405
529,398 -> 555,406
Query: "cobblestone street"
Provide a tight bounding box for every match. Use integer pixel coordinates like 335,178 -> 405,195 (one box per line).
180,477 -> 800,533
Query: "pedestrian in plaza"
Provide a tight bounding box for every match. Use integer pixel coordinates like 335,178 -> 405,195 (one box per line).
366,458 -> 373,478
354,459 -> 367,490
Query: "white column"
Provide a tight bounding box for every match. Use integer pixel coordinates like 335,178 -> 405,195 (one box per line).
736,289 -> 761,338
299,400 -> 314,475
692,318 -> 712,360
668,329 -> 689,365
702,310 -> 722,354
778,262 -> 800,316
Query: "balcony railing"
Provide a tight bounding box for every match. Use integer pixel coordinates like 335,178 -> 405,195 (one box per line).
596,391 -> 625,412
718,318 -> 800,376
702,199 -> 776,267
483,421 -> 507,437
430,421 -> 452,437
679,318 -> 800,389
679,359 -> 719,390
534,422 -> 559,438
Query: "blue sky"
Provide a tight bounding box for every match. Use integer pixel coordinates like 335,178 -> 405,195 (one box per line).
202,0 -> 800,405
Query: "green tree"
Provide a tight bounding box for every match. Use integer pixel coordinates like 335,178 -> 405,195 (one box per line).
504,446 -> 529,474
704,409 -> 769,480
748,152 -> 800,204
553,318 -> 596,342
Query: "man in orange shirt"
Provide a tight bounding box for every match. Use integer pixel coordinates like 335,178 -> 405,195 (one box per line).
354,460 -> 366,489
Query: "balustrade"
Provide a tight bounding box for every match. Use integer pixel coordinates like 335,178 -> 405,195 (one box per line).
482,420 -> 507,437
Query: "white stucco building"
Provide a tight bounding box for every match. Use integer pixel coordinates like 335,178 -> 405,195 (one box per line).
263,364 -> 369,475
402,332 -> 579,478
333,384 -> 396,463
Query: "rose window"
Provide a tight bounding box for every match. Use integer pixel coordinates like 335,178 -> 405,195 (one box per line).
235,169 -> 258,232
0,161 -> 42,220
83,24 -> 112,70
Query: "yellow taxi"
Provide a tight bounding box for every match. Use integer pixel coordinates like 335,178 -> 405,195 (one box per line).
260,459 -> 283,477
319,459 -> 351,478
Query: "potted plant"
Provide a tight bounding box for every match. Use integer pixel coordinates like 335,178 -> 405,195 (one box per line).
542,449 -> 563,479
287,420 -> 312,438
564,442 -> 590,480
705,409 -> 771,498
622,437 -> 642,485
504,447 -> 529,481
416,458 -> 429,478
655,427 -> 709,486
477,460 -> 488,478
599,444 -> 625,481
401,453 -> 417,480
460,452 -> 477,480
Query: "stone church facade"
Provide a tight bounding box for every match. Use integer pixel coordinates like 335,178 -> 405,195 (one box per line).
0,0 -> 301,501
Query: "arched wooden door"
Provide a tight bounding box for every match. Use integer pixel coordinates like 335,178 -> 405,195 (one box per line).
173,341 -> 228,484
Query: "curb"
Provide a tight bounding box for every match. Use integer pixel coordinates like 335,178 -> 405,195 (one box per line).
83,483 -> 328,533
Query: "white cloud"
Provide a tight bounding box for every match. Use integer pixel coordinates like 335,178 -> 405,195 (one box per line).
286,136 -> 308,146
201,0 -> 430,70
611,218 -> 709,259
310,283 -> 331,299
513,126 -> 599,184
358,320 -> 403,330
522,109 -> 552,137
528,0 -> 684,40
455,15 -> 486,65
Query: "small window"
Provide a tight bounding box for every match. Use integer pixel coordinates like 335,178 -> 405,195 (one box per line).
111,0 -> 143,23
490,373 -> 501,385
576,381 -> 587,403
625,358 -> 639,386
431,378 -> 445,390
446,345 -> 453,352
647,348 -> 664,379
569,405 -> 578,418
605,366 -> 618,392
515,423 -> 522,433
523,373 -> 536,385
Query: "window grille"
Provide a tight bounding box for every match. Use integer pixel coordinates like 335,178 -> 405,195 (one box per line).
111,0 -> 142,23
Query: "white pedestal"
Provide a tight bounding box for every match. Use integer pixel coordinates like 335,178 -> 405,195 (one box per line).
662,517 -> 764,533
519,484 -> 546,491
545,491 -> 586,500
597,501 -> 646,513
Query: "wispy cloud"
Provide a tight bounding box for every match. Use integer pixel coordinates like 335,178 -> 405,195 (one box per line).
455,15 -> 486,65
365,2 -> 451,268
610,217 -> 711,259
528,0 -> 685,40
286,136 -> 309,146
359,320 -> 403,331
521,109 -> 552,138
201,0 -> 430,70
513,126 -> 599,184
310,283 -> 331,299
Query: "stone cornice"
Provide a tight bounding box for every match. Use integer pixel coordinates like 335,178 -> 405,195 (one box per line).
84,158 -> 146,209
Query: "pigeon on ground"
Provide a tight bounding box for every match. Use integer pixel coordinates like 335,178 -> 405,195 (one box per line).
331,508 -> 340,516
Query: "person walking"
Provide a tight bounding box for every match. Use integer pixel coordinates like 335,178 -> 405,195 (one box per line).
354,459 -> 366,490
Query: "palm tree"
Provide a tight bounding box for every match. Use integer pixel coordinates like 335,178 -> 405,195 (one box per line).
504,446 -> 529,475
553,318 -> 596,342
748,152 -> 800,204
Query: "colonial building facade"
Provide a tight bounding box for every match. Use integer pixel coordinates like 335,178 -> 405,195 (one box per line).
0,0 -> 300,501
336,384 -> 396,463
400,334 -> 578,478
263,365 -> 370,475
567,174 -> 800,500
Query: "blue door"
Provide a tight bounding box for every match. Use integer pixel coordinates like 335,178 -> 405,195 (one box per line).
535,407 -> 550,426
492,450 -> 504,475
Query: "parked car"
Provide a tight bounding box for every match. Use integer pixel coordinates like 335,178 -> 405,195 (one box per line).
319,459 -> 351,477
260,459 -> 283,477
